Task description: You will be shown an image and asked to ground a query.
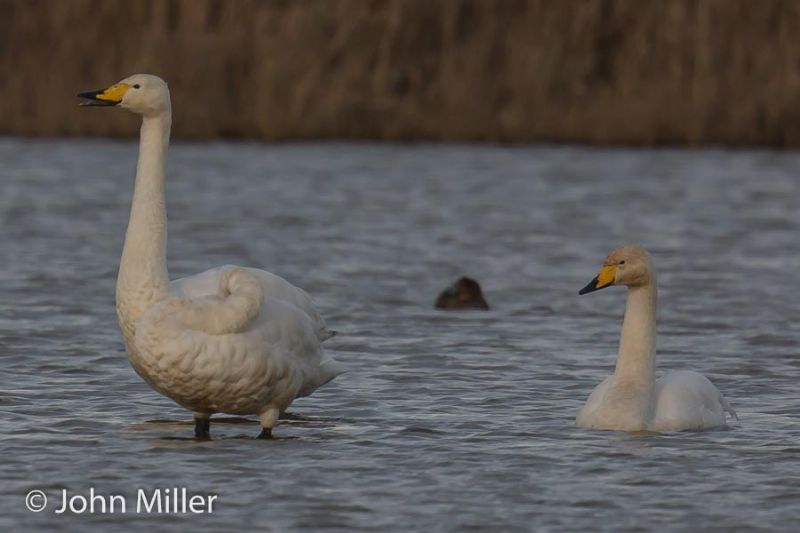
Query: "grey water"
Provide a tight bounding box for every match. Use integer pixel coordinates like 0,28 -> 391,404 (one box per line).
1,138 -> 798,532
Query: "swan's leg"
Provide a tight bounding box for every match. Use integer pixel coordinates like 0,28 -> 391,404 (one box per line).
194,413 -> 211,439
257,407 -> 279,439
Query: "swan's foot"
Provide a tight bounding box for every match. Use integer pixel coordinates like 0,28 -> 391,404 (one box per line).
194,416 -> 211,439
257,407 -> 279,440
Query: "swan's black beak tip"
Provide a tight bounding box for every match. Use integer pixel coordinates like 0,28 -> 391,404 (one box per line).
77,89 -> 118,107
579,276 -> 602,295
579,265 -> 617,295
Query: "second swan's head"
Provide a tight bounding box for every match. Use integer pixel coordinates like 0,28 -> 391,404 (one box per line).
78,74 -> 170,116
579,245 -> 654,295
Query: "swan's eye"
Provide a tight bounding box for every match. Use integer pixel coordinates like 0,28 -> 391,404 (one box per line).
619,260 -> 626,265
133,84 -> 141,89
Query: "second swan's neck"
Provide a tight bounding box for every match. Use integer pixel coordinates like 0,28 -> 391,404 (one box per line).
116,112 -> 172,327
613,280 -> 657,385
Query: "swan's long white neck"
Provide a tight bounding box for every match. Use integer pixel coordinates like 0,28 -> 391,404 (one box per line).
613,279 -> 657,386
116,112 -> 172,338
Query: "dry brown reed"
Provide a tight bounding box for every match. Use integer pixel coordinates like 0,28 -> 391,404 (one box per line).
3,0 -> 800,146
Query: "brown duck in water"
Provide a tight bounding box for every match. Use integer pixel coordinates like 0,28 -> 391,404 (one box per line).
434,277 -> 489,310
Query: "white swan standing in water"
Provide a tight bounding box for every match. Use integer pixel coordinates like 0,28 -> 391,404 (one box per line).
576,245 -> 736,432
78,74 -> 342,439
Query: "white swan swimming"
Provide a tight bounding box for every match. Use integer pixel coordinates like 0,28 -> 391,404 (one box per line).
78,74 -> 342,439
576,245 -> 736,432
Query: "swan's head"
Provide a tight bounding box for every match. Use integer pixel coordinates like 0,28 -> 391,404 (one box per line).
78,74 -> 170,116
579,245 -> 653,295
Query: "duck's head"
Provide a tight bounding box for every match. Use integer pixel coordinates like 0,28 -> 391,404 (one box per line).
435,276 -> 490,310
579,245 -> 653,295
78,74 -> 170,116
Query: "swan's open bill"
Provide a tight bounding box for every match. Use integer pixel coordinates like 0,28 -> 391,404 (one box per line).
78,75 -> 343,439
576,245 -> 736,432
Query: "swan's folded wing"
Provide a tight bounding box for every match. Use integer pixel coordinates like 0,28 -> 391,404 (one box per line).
170,265 -> 334,341
164,267 -> 264,335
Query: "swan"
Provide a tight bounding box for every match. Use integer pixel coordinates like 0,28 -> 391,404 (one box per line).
78,74 -> 342,439
576,245 -> 736,432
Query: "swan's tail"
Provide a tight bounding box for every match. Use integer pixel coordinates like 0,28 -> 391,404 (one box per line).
295,357 -> 345,398
321,357 -> 346,380
319,329 -> 337,342
720,394 -> 739,422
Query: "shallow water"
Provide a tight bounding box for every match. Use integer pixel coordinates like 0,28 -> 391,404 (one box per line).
1,139 -> 798,531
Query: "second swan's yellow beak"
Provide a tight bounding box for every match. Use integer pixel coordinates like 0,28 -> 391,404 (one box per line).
579,265 -> 616,295
77,82 -> 131,106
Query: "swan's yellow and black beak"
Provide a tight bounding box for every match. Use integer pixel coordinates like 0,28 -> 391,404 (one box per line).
77,83 -> 131,107
579,265 -> 616,295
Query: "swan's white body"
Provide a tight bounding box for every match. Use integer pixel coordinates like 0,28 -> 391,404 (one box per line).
81,74 -> 341,436
131,266 -> 340,415
576,245 -> 736,432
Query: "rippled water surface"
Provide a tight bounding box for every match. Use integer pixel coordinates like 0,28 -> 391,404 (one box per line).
1,139 -> 799,531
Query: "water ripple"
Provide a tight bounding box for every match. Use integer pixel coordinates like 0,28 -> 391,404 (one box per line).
0,140 -> 798,531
